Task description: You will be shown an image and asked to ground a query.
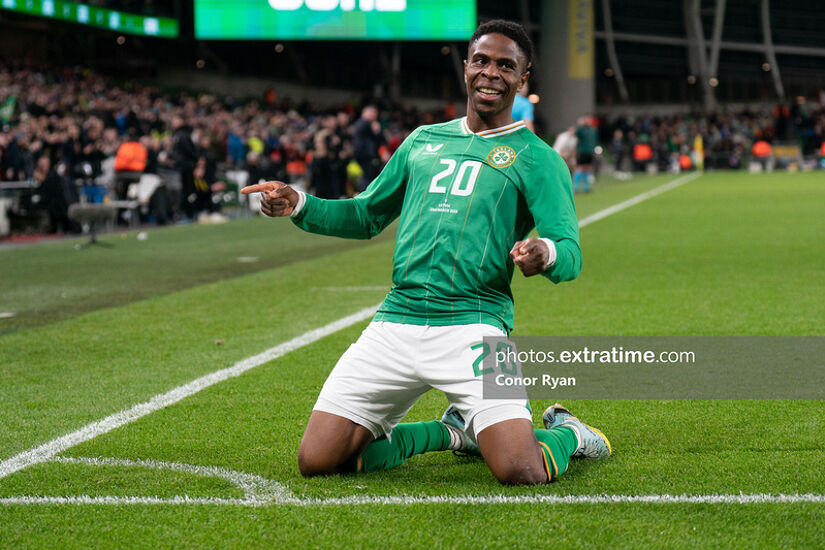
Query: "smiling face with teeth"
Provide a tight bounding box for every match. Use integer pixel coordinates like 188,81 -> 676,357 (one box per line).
464,32 -> 530,132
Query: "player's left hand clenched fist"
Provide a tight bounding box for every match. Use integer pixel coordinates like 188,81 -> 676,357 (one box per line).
510,238 -> 549,277
241,181 -> 299,217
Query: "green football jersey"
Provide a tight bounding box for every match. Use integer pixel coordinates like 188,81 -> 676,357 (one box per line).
292,117 -> 581,333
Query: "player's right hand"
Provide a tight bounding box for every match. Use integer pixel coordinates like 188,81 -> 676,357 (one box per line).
241,181 -> 299,217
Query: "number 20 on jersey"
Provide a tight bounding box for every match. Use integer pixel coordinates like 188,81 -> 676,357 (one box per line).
428,159 -> 482,197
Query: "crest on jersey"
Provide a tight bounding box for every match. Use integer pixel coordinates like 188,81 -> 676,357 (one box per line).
486,145 -> 517,168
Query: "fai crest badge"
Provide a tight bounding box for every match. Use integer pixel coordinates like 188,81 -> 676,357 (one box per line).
486,145 -> 517,168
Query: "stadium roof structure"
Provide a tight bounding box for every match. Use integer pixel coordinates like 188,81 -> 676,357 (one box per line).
585,0 -> 825,106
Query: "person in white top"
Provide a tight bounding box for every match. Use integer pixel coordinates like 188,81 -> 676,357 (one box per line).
553,126 -> 578,177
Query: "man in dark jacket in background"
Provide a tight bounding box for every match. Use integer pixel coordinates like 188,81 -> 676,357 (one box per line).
171,115 -> 199,219
352,105 -> 384,192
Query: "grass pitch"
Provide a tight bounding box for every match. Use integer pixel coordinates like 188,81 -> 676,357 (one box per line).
2,171 -> 824,548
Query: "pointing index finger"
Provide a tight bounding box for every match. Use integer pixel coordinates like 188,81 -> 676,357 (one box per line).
240,181 -> 283,195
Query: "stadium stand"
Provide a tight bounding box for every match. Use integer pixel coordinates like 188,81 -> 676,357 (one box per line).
2,0 -> 825,240
0,63 -> 450,236
600,105 -> 825,173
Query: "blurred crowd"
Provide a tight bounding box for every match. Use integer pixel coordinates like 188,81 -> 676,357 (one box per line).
0,63 -> 446,234
3,62 -> 825,236
601,104 -> 825,173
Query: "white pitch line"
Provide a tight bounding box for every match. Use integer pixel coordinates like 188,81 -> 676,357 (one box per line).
0,495 -> 257,506
578,172 -> 702,228
297,492 -> 825,506
0,173 -> 699,483
53,456 -> 291,502
2,493 -> 824,507
0,304 -> 380,481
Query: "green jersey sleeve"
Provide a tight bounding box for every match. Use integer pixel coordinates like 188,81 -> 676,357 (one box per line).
521,148 -> 582,284
291,128 -> 421,239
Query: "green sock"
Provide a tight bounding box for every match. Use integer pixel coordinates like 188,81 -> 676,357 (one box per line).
533,426 -> 579,480
358,421 -> 450,472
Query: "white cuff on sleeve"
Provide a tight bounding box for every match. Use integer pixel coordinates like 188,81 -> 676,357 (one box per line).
539,238 -> 557,270
290,191 -> 307,218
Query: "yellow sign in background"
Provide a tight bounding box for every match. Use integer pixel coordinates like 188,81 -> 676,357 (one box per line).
568,0 -> 593,79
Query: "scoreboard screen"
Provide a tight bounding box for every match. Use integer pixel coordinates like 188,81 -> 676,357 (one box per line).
0,0 -> 179,38
194,0 -> 477,41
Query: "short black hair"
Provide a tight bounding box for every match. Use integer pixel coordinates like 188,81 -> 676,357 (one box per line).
469,19 -> 534,71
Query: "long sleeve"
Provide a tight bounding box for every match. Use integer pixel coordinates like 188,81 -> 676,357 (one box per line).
291,129 -> 419,239
522,149 -> 582,284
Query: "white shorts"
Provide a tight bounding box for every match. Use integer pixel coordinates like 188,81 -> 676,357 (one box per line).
314,321 -> 532,441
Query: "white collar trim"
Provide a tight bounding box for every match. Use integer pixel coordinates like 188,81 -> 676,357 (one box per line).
461,117 -> 526,138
